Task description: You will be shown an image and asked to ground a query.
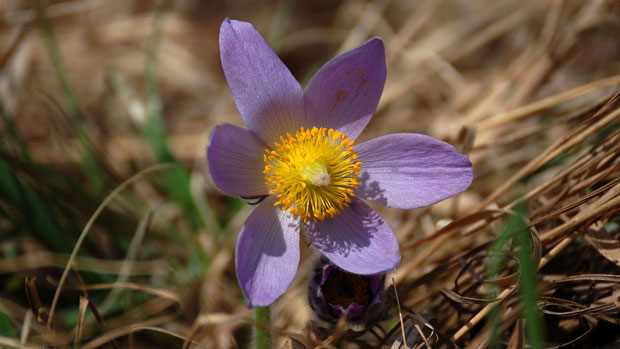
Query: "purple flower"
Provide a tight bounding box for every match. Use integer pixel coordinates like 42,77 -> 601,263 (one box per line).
309,258 -> 387,324
208,19 -> 473,307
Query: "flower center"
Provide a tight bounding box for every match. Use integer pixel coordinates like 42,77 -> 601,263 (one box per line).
263,127 -> 361,222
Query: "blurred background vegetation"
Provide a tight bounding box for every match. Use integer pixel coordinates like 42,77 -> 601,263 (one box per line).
1,0 -> 619,347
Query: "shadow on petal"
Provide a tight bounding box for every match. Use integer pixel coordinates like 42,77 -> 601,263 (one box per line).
303,199 -> 399,274
356,171 -> 388,206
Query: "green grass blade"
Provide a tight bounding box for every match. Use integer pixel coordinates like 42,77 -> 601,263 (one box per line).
0,100 -> 31,164
0,159 -> 70,252
142,7 -> 204,229
487,210 -> 515,349
487,201 -> 545,348
514,206 -> 544,349
35,2 -> 106,193
0,304 -> 17,338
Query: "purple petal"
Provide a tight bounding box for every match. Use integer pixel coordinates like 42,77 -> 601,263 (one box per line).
235,196 -> 300,307
207,123 -> 268,197
304,198 -> 400,275
355,133 -> 473,209
219,19 -> 304,145
304,38 -> 386,140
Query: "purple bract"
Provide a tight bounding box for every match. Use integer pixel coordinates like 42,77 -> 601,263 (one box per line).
208,19 -> 473,307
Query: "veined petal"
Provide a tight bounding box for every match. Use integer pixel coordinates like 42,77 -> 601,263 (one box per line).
304,38 -> 386,140
304,198 -> 399,275
207,123 -> 268,197
219,19 -> 304,145
235,196 -> 300,307
355,133 -> 473,209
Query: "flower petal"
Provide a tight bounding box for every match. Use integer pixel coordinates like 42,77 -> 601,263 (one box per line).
219,19 -> 304,145
235,196 -> 300,307
355,133 -> 473,209
304,198 -> 399,275
304,38 -> 386,140
207,123 -> 268,197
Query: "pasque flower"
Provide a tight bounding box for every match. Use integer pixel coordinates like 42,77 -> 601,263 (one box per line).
208,19 -> 473,307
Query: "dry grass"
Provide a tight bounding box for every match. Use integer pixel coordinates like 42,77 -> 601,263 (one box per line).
1,0 -> 620,348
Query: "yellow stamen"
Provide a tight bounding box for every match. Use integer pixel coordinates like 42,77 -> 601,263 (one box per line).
263,127 -> 362,222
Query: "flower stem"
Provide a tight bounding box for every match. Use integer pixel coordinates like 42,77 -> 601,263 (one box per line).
254,306 -> 271,349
